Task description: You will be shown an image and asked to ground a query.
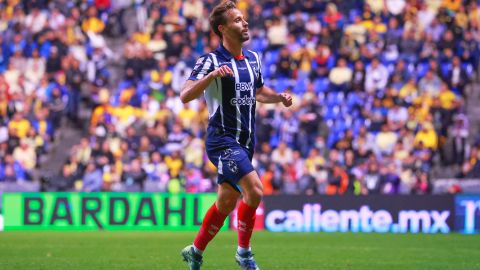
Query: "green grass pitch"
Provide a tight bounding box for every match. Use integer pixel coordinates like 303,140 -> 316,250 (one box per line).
0,231 -> 479,270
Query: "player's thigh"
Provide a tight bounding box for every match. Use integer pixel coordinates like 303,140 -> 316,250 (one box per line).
207,143 -> 255,190
216,182 -> 241,214
238,170 -> 263,197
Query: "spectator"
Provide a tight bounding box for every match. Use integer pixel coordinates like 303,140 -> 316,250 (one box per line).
25,49 -> 45,86
271,141 -> 293,167
418,70 -> 442,97
414,123 -> 438,150
82,6 -> 105,34
365,58 -> 389,94
324,3 -> 343,26
165,150 -> 183,178
267,17 -> 288,50
329,58 -> 353,90
451,113 -> 469,166
122,158 -> 147,190
8,112 -> 30,139
276,47 -> 295,78
447,56 -> 470,97
351,60 -> 366,91
387,103 -> 408,131
305,14 -> 321,35
165,123 -> 188,154
24,7 -> 47,35
177,103 -> 196,130
374,125 -> 398,156
184,133 -> 204,168
41,164 -> 75,192
144,151 -> 168,182
66,58 -> 84,122
82,162 -> 103,192
399,29 -> 421,63
3,154 -> 27,181
326,164 -> 349,195
364,161 -> 381,194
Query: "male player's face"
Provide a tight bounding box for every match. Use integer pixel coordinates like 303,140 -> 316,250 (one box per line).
224,8 -> 249,43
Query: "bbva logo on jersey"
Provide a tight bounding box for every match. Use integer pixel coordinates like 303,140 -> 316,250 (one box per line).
235,82 -> 253,92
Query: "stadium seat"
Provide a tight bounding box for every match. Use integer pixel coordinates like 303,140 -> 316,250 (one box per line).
416,62 -> 430,78
313,78 -> 330,93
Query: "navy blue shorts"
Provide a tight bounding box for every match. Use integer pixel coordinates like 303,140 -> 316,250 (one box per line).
206,133 -> 254,193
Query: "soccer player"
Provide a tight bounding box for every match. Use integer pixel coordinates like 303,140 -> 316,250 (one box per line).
180,1 -> 292,270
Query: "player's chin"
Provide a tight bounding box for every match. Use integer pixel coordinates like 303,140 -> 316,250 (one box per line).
241,33 -> 250,42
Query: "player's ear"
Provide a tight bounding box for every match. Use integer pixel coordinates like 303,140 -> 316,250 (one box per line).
218,24 -> 226,35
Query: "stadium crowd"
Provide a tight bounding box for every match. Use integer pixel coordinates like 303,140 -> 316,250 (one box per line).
0,0 -> 479,195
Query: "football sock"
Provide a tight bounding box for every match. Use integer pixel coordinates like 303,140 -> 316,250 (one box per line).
237,246 -> 251,255
237,200 -> 257,248
193,203 -> 227,251
192,245 -> 203,255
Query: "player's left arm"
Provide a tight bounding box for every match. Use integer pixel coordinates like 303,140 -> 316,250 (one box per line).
256,85 -> 292,107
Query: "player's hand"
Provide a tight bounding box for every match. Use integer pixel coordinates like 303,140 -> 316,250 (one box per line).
211,65 -> 234,78
279,93 -> 293,107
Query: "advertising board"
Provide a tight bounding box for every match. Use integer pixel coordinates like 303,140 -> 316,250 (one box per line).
455,195 -> 480,234
2,192 -> 226,231
263,195 -> 454,233
3,193 -> 479,233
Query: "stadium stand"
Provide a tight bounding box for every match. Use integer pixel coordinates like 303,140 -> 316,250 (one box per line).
0,0 -> 479,195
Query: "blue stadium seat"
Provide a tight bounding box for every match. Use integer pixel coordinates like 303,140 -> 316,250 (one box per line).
318,92 -> 326,103
275,78 -> 291,92
462,63 -> 474,80
327,56 -> 336,70
346,92 -> 361,108
327,131 -> 342,148
416,62 -> 430,78
313,78 -> 330,93
264,50 -> 280,67
328,92 -> 345,105
440,63 -> 452,78
293,75 -> 309,94
323,105 -> 340,120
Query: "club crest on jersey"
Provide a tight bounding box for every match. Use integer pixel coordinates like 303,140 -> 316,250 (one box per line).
235,82 -> 253,92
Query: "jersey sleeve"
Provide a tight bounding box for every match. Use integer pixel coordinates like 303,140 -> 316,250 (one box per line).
252,52 -> 264,88
188,54 -> 214,81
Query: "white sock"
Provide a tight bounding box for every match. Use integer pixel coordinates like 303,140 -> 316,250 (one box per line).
193,244 -> 204,255
237,246 -> 251,255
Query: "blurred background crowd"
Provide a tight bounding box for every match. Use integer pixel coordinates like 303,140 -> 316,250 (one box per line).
0,0 -> 479,195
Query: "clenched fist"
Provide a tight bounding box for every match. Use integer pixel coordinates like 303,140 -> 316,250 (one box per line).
211,65 -> 234,78
279,93 -> 293,107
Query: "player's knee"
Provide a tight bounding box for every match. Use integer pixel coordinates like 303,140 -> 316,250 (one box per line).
246,187 -> 263,207
255,181 -> 264,198
254,187 -> 263,202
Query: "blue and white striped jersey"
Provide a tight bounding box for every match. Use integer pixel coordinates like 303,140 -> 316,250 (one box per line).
188,44 -> 264,149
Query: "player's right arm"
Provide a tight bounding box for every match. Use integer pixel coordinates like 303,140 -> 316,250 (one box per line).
180,56 -> 233,103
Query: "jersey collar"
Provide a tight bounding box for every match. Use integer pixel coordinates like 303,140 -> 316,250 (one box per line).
217,43 -> 249,61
